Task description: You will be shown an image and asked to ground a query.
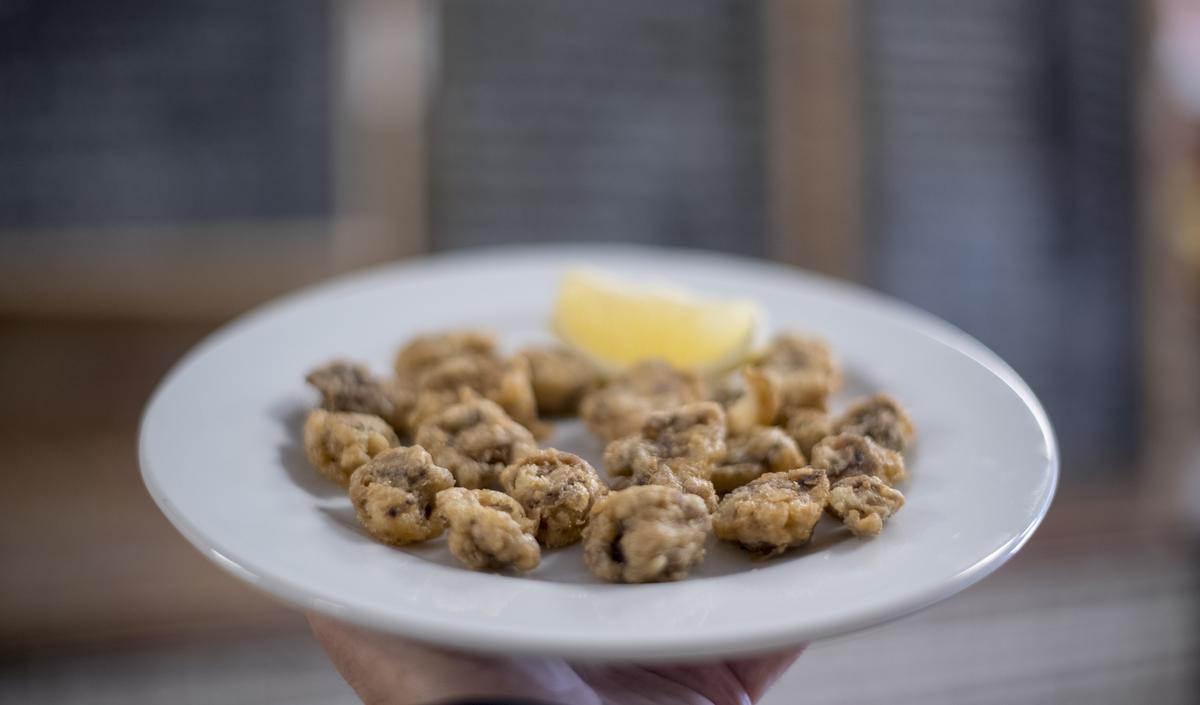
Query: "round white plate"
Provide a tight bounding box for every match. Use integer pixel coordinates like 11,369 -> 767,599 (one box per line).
140,245 -> 1057,661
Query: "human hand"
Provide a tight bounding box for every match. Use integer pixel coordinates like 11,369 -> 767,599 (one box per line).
310,613 -> 804,705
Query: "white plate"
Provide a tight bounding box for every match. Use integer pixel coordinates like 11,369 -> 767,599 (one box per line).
140,245 -> 1057,661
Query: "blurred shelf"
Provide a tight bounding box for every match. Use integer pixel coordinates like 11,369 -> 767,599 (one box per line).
0,223 -> 334,319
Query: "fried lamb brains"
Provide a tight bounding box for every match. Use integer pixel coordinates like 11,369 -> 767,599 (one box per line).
415,398 -> 537,490
490,354 -> 548,438
306,360 -> 395,422
609,460 -> 719,514
835,393 -> 916,452
602,434 -> 660,479
408,354 -> 548,439
828,474 -> 905,537
810,432 -> 908,485
752,333 -> 840,415
303,409 -> 399,486
784,408 -> 834,457
603,402 -> 727,480
712,366 -> 782,436
713,467 -> 831,557
499,449 -> 608,548
381,377 -> 417,437
349,446 -> 454,545
580,359 -> 705,441
582,485 -> 711,583
710,427 -> 805,494
393,330 -> 497,380
639,401 -> 727,469
518,345 -> 602,416
435,488 -> 541,572
755,333 -> 840,385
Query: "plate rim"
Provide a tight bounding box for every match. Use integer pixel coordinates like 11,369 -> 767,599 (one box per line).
138,243 -> 1059,660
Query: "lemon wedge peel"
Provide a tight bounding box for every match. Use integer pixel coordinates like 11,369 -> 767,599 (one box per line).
551,269 -> 763,375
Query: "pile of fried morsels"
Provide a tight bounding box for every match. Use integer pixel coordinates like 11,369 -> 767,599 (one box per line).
301,330 -> 915,583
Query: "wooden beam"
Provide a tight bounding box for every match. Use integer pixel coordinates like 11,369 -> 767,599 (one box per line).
331,0 -> 434,270
762,0 -> 864,280
0,222 -> 333,319
1136,1 -> 1200,525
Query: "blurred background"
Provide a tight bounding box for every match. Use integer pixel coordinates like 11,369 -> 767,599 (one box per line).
1,1 -> 1197,703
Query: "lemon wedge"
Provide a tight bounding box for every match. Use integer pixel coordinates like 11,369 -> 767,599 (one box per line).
552,269 -> 761,373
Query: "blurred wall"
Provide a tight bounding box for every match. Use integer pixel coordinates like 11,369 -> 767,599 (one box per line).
432,0 -> 766,255
862,0 -> 1138,473
0,0 -> 331,236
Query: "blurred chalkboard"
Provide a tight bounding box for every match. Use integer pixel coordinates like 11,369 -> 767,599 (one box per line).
862,0 -> 1137,472
0,0 -> 331,238
431,0 -> 766,256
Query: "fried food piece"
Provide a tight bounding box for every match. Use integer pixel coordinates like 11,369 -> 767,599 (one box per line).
415,398 -> 538,490
755,333 -> 840,384
711,366 -> 782,436
828,474 -> 905,537
639,401 -> 727,469
776,373 -> 834,415
610,460 -> 719,513
393,330 -> 497,380
712,467 -> 830,557
407,387 -> 469,434
602,434 -> 660,478
303,409 -> 399,486
490,354 -> 549,438
752,333 -> 840,415
306,360 -> 392,418
408,354 -> 549,439
810,433 -> 908,485
579,359 -> 706,441
783,408 -> 834,457
835,393 -> 916,452
518,345 -> 603,416
582,485 -> 711,583
603,402 -> 727,480
348,446 -> 455,545
435,488 -> 541,572
381,376 -> 418,437
306,360 -> 411,434
407,356 -> 492,423
499,449 -> 608,548
710,427 -> 804,494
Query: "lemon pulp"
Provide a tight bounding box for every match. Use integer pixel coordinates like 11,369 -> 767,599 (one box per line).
552,269 -> 761,373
